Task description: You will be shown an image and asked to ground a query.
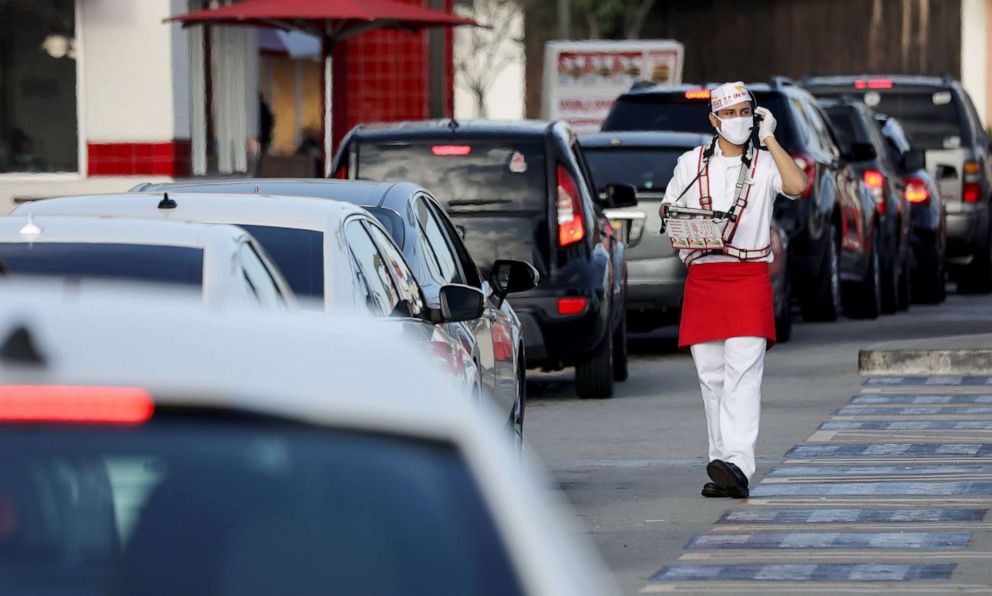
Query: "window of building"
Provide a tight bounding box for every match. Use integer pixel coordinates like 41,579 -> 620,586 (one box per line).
0,0 -> 78,173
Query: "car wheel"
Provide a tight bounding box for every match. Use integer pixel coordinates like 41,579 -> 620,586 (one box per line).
959,225 -> 992,294
879,250 -> 899,314
912,232 -> 946,304
576,330 -> 614,399
842,232 -> 880,319
897,252 -> 911,311
800,226 -> 841,322
612,314 -> 629,382
508,353 -> 525,452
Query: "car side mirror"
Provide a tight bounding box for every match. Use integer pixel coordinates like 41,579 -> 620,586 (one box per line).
432,284 -> 484,323
844,142 -> 877,162
603,183 -> 638,208
490,259 -> 539,305
901,149 -> 925,172
936,164 -> 958,180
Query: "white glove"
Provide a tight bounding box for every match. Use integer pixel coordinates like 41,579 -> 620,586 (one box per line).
755,106 -> 776,142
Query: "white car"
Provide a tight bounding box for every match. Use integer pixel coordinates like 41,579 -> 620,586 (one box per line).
0,282 -> 617,596
16,193 -> 484,397
0,215 -> 293,309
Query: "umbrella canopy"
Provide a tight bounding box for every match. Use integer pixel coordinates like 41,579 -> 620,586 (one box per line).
168,0 -> 477,40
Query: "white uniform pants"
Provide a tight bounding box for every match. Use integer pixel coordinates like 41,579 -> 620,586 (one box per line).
690,336 -> 767,481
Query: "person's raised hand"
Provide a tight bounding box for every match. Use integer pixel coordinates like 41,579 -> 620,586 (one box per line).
755,107 -> 776,142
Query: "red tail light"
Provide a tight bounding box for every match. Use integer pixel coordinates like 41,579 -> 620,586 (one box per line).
904,178 -> 930,204
964,182 -> 981,203
791,152 -> 816,199
863,169 -> 885,214
854,79 -> 893,89
557,297 -> 588,315
431,145 -> 472,156
0,385 -> 154,424
556,164 -> 585,247
333,163 -> 348,179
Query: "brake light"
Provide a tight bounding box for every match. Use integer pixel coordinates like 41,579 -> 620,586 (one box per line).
556,163 -> 585,247
333,163 -> 348,179
854,79 -> 893,89
0,385 -> 154,424
557,297 -> 588,315
864,169 -> 885,214
904,178 -> 930,204
431,145 -> 472,156
685,89 -> 711,100
964,182 -> 981,203
791,152 -> 816,199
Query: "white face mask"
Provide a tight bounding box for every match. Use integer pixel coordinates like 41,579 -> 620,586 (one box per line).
716,115 -> 754,145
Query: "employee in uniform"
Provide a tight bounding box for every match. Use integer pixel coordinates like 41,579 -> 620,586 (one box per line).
660,82 -> 808,498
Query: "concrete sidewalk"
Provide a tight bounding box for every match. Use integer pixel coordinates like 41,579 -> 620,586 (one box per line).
860,333 -> 992,376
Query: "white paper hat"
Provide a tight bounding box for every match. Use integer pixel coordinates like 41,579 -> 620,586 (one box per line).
711,81 -> 751,112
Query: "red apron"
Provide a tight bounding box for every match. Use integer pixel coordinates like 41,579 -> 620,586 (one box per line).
678,261 -> 776,350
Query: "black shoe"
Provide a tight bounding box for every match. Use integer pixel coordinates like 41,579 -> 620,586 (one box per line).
701,482 -> 729,498
706,459 -> 749,498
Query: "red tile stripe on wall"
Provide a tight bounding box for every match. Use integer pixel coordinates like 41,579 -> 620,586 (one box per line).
87,140 -> 191,177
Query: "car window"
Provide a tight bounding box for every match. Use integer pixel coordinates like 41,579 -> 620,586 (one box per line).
344,221 -> 402,317
963,92 -> 988,147
415,198 -> 460,285
239,241 -> 286,308
0,243 -> 203,286
364,220 -> 425,317
425,198 -> 483,288
801,101 -> 836,156
0,419 -> 523,596
583,147 -> 682,192
787,96 -> 813,148
239,225 -> 324,299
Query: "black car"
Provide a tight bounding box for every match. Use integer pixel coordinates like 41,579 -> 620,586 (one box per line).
876,115 -> 947,304
578,130 -> 794,341
333,120 -> 636,398
601,78 -> 876,323
134,179 -> 538,438
803,75 -> 992,293
817,97 -> 912,314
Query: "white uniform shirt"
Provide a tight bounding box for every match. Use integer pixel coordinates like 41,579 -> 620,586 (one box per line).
662,142 -> 798,264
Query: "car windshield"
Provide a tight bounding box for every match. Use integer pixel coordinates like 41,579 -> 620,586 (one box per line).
583,147 -> 683,192
239,226 -> 324,299
355,140 -> 547,212
811,87 -> 964,150
0,415 -> 522,596
823,107 -> 863,151
0,243 -> 203,286
602,93 -> 799,151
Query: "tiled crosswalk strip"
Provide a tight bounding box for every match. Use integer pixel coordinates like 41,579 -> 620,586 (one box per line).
851,394 -> 992,404
769,463 -> 992,477
717,508 -> 987,524
651,563 -> 956,582
686,532 -> 970,550
822,420 -> 992,430
836,406 -> 992,416
751,481 -> 992,497
785,443 -> 992,458
865,376 -> 992,386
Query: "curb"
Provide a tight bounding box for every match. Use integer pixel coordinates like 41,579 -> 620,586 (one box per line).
859,348 -> 992,376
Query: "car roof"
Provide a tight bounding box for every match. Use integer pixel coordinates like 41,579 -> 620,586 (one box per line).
0,215 -> 247,249
803,74 -> 955,88
15,192 -> 365,233
579,130 -> 712,149
619,79 -> 806,98
346,118 -> 556,140
136,179 -> 414,209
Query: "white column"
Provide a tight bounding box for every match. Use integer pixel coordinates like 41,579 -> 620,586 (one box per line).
961,0 -> 988,124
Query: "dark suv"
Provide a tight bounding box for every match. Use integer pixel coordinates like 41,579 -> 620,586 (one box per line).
803,75 -> 992,293
333,120 -> 636,398
602,78 -> 875,322
818,97 -> 912,314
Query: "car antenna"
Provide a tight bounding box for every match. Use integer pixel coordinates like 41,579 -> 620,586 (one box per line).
0,324 -> 46,366
158,192 -> 177,210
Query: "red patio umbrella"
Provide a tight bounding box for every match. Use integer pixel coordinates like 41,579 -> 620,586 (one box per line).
168,0 -> 478,175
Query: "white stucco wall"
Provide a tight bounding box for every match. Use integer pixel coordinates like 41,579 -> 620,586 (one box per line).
961,0 -> 988,124
453,2 -> 524,120
81,0 -> 188,141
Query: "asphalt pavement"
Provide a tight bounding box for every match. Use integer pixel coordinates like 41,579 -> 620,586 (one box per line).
526,293 -> 992,595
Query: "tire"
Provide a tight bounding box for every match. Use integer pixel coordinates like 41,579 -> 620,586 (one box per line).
896,252 -> 911,311
576,331 -> 614,399
842,233 -> 880,319
774,270 -> 793,343
912,235 -> 946,304
508,354 -> 525,452
879,251 -> 899,315
959,226 -> 992,294
800,226 -> 842,322
612,314 -> 629,382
